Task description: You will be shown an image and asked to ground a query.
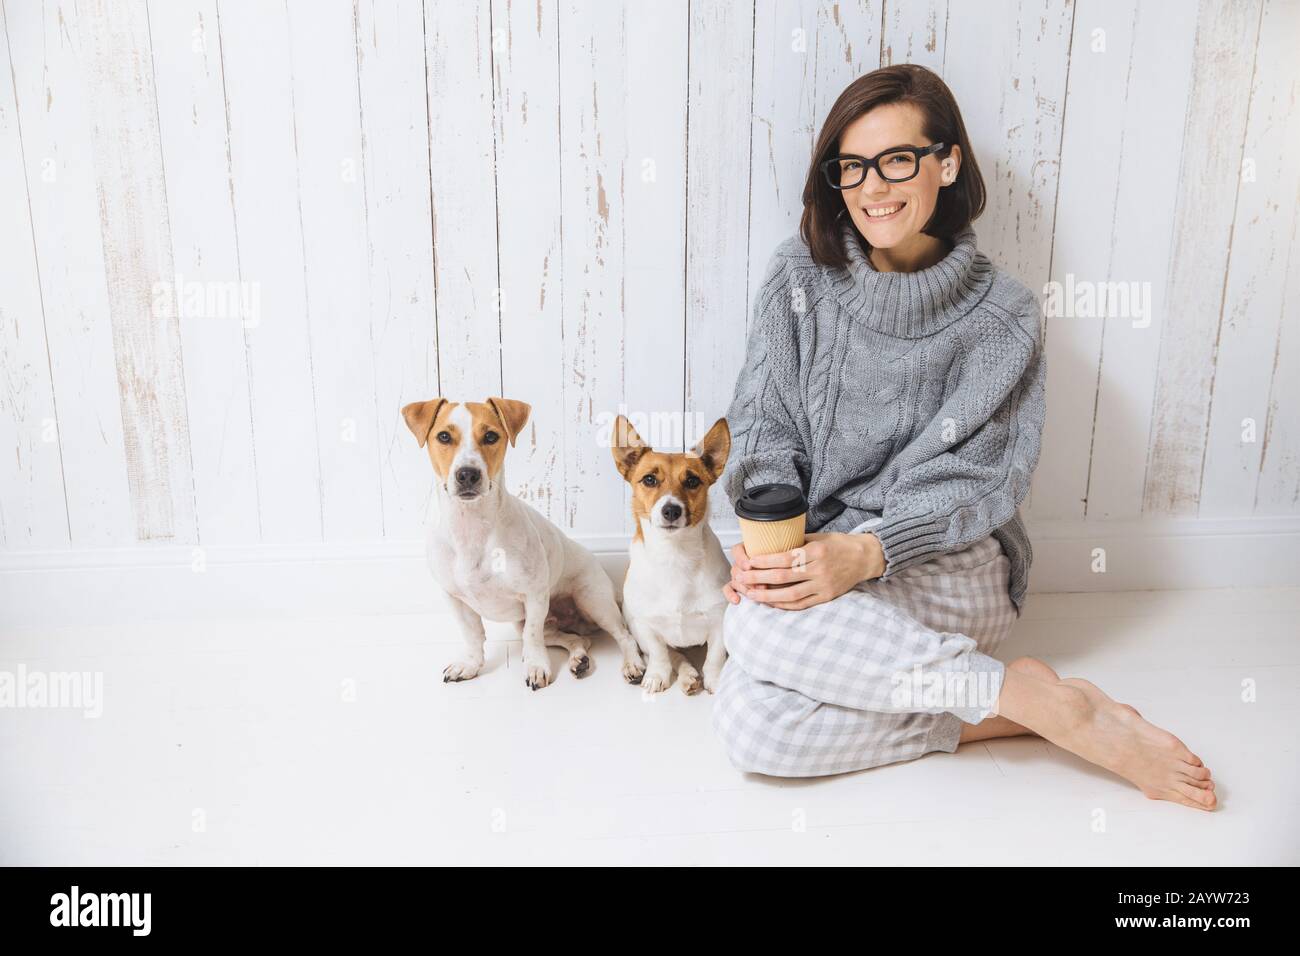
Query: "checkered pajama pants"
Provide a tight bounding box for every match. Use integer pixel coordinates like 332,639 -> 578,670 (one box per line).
712,534 -> 1019,777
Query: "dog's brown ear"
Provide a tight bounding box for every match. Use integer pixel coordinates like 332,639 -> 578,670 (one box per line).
401,398 -> 447,448
611,414 -> 649,479
486,397 -> 530,447
689,417 -> 731,481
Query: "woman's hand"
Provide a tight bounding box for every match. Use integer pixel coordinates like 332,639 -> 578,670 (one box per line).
721,532 -> 887,610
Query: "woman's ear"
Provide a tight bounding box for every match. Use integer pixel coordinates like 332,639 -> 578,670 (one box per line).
940,144 -> 962,186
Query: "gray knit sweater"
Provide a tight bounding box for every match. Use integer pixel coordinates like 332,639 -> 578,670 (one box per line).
721,218 -> 1046,615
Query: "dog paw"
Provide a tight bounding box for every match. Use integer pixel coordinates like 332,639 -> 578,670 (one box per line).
621,658 -> 645,685
679,668 -> 703,696
641,665 -> 673,694
443,659 -> 482,683
523,659 -> 553,691
569,653 -> 591,678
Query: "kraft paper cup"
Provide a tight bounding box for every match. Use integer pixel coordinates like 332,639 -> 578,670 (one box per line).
735,483 -> 807,557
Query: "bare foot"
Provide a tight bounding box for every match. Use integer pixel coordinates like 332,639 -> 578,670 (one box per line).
959,657 -> 1056,743
1009,656 -> 1060,683
1049,678 -> 1216,811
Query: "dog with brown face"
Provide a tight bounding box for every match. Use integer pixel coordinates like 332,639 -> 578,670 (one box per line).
611,415 -> 732,694
402,396 -> 646,690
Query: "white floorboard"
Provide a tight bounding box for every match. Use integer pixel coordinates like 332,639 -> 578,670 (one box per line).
1,587 -> 1296,865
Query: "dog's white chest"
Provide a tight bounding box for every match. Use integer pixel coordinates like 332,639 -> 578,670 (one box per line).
450,556 -> 525,621
429,530 -> 529,623
635,607 -> 722,649
623,531 -> 728,649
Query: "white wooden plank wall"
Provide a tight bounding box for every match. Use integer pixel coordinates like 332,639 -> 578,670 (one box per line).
1,0 -> 1296,555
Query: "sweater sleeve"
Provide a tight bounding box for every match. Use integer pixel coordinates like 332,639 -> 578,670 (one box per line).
867,304 -> 1047,579
720,247 -> 812,508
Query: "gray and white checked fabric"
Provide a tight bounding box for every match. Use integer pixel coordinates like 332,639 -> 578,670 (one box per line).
712,534 -> 1018,777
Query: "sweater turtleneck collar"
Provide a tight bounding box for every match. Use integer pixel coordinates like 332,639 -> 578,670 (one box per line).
823,215 -> 995,338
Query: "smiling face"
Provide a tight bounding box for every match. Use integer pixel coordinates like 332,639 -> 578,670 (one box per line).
611,415 -> 730,538
837,101 -> 959,256
401,397 -> 531,501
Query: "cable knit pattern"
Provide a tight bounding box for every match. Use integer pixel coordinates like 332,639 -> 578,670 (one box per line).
721,219 -> 1047,615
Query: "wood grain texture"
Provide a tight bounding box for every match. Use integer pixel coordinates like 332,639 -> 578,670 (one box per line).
1199,0 -> 1300,516
148,0 -> 260,545
1083,0 -> 1198,521
7,0 -> 135,546
812,0 -> 882,136
748,0 -> 818,314
881,0 -> 947,71
1,0 -> 1297,558
0,2 -> 69,548
356,0 -> 437,537
217,0 -> 322,543
493,0 -> 566,524
557,0 -> 630,534
685,0 -> 754,529
286,0 -> 383,541
943,0 -> 1074,292
78,0 -> 197,543
1247,0 -> 1300,515
616,0 -> 688,532
425,0 -> 501,401
1034,0 -> 1136,520
1143,0 -> 1263,515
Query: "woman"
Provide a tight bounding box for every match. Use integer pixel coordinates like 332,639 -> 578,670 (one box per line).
712,65 -> 1216,811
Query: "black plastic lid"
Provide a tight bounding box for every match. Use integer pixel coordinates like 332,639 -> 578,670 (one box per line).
735,482 -> 807,521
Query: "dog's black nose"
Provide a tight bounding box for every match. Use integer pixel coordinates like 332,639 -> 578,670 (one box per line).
661,501 -> 682,523
455,467 -> 481,488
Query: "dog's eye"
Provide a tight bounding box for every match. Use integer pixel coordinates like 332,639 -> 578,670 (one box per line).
684,474 -> 701,489
436,431 -> 452,444
641,474 -> 658,487
483,430 -> 499,445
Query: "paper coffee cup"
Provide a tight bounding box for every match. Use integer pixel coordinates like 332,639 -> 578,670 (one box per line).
735,483 -> 807,556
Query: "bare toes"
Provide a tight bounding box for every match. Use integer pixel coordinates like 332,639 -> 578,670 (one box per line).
1174,781 -> 1217,809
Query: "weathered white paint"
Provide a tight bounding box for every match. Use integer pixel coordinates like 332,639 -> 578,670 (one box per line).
1036,0 -> 1140,520
557,0 -> 634,535
492,0 -> 566,524
1081,0 -> 1198,521
79,0 -> 197,543
685,0 -> 754,529
7,0 -> 135,546
425,0 -> 500,402
286,0 -> 383,541
217,0 -> 322,544
881,0 -> 946,72
1199,0 -> 1300,516
1144,0 -> 1264,515
748,0 -> 819,320
0,2 -> 69,548
148,0 -> 261,545
356,0 -> 438,536
1,0 -> 1296,566
943,0 -> 1073,292
617,0 -> 689,533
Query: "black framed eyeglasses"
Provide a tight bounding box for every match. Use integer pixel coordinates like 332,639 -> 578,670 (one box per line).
820,142 -> 946,189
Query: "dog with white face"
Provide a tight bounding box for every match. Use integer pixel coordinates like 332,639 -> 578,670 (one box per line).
402,396 -> 647,691
611,415 -> 732,694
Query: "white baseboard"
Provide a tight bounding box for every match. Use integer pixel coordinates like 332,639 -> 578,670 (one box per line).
1,516 -> 1296,628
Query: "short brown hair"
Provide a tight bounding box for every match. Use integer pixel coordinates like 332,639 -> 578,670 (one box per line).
799,64 -> 985,269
